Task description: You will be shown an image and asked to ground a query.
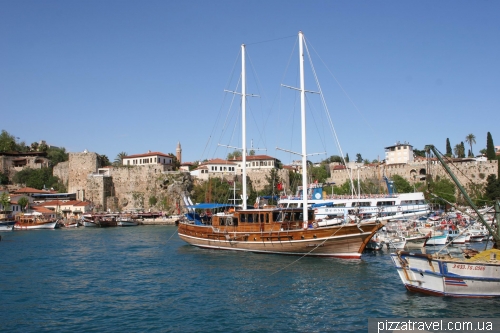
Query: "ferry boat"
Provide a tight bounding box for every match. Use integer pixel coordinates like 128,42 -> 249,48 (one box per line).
279,181 -> 430,225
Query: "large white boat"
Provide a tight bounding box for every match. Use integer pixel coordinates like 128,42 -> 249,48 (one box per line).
177,31 -> 386,259
391,145 -> 500,297
279,182 -> 430,225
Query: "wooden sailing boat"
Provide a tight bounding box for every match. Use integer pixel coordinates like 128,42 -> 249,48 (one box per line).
391,145 -> 500,297
177,31 -> 386,259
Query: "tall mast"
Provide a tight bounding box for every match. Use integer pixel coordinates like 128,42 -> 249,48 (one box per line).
299,31 -> 308,229
241,44 -> 248,210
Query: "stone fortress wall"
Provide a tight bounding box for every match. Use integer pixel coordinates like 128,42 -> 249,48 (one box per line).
57,152 -> 498,212
329,159 -> 498,189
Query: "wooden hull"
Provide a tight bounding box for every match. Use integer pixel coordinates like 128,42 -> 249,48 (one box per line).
391,250 -> 500,297
178,221 -> 383,259
14,221 -> 58,230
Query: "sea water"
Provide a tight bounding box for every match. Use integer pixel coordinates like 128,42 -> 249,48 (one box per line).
1,227 -> 499,332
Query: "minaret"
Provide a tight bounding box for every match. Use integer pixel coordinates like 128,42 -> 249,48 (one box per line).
176,142 -> 182,164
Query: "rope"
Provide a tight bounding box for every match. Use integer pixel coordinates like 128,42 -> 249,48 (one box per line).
270,223 -> 349,276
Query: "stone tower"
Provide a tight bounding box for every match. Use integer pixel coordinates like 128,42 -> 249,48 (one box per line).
176,141 -> 182,164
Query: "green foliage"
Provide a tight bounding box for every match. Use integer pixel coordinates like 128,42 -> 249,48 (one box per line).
0,130 -> 26,152
391,175 -> 413,193
18,196 -> 29,212
445,138 -> 452,157
484,174 -> 500,203
0,172 -> 8,185
114,152 -> 128,166
0,192 -> 10,211
287,170 -> 302,195
191,177 -> 233,204
413,148 -> 426,158
309,165 -> 328,184
427,177 -> 456,207
355,153 -> 363,163
46,147 -> 69,166
98,154 -> 111,167
345,153 -> 349,163
227,150 -> 242,160
132,192 -> 145,209
148,195 -> 158,207
486,132 -> 496,160
12,167 -> 66,192
323,155 -> 343,164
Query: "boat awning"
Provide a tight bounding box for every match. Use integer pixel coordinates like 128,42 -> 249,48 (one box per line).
187,203 -> 235,210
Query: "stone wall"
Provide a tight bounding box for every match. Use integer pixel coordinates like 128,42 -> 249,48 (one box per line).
53,161 -> 69,188
328,159 -> 498,191
68,152 -> 100,197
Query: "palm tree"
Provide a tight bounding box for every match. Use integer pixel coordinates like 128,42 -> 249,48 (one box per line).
114,152 -> 128,166
454,143 -> 465,158
465,133 -> 476,157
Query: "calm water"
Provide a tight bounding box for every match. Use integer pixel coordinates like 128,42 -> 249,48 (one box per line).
1,227 -> 499,333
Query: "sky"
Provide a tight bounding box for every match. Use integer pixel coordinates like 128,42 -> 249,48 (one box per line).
1,1 -> 499,165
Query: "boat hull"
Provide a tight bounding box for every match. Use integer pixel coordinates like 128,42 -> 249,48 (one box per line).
117,220 -> 139,227
14,221 -> 58,230
391,250 -> 500,297
178,221 -> 383,259
0,221 -> 15,232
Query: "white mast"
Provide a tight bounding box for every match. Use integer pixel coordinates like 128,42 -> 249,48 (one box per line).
241,43 -> 248,210
299,31 -> 308,229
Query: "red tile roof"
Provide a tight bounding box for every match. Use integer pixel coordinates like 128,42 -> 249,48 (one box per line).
124,152 -> 174,159
13,187 -> 56,194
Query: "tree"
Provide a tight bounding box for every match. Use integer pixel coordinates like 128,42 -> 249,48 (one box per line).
465,133 -> 476,157
0,172 -> 8,185
0,191 -> 10,212
309,165 -> 328,184
114,152 -> 128,166
484,174 -> 500,202
0,130 -> 26,152
227,150 -> 242,160
355,153 -> 363,163
12,167 -> 65,191
345,153 -> 349,163
18,196 -> 29,212
249,150 -> 255,156
390,175 -> 413,193
413,148 -> 426,158
30,142 -> 39,152
98,154 -> 111,167
453,143 -> 465,158
486,132 -> 496,160
427,177 -> 456,209
47,147 -> 69,166
445,138 -> 452,157
38,142 -> 48,152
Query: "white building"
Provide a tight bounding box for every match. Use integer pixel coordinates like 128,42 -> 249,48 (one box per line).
190,155 -> 280,180
385,142 -> 414,165
122,151 -> 174,170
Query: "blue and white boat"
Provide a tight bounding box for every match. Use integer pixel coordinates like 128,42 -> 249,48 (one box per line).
0,220 -> 15,231
391,145 -> 500,298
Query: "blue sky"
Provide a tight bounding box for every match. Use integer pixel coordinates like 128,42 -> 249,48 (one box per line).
1,1 -> 498,165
